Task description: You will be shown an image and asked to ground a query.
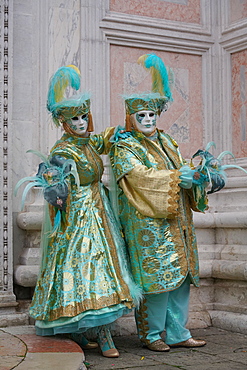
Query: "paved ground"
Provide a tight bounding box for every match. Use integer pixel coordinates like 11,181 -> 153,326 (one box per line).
0,325 -> 85,370
0,326 -> 247,370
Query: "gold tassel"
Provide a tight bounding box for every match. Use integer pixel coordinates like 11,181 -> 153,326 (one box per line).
125,113 -> 132,131
87,112 -> 94,132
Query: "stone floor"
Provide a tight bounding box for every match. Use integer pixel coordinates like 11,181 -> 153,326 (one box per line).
0,325 -> 85,370
0,325 -> 247,370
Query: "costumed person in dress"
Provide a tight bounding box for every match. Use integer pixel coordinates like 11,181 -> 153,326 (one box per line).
108,54 -> 210,352
15,65 -> 141,358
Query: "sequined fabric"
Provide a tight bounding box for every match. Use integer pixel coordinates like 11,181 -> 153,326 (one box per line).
30,133 -> 134,329
109,130 -> 208,294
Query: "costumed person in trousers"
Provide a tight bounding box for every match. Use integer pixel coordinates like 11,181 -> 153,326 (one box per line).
108,54 -> 209,352
15,65 -> 141,358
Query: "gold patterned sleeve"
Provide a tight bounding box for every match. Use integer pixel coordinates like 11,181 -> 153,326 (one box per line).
119,164 -> 181,219
90,127 -> 115,155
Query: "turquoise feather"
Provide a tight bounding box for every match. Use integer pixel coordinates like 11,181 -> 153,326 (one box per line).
205,141 -> 216,151
14,176 -> 41,196
144,54 -> 172,100
27,149 -> 50,164
49,209 -> 62,237
221,164 -> 247,175
47,66 -> 81,111
62,159 -> 80,189
217,151 -> 235,161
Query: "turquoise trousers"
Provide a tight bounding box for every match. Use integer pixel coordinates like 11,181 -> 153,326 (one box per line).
135,275 -> 192,345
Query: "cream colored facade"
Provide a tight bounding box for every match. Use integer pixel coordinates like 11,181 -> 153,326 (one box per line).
0,0 -> 247,334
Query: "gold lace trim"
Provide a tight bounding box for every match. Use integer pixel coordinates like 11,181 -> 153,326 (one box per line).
34,292 -> 134,321
136,298 -> 151,345
167,170 -> 181,217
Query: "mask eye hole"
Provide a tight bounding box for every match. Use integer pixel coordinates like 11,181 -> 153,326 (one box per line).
139,114 -> 145,118
149,113 -> 154,117
71,117 -> 78,121
82,114 -> 87,120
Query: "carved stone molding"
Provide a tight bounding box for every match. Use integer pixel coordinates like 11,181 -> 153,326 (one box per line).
102,0 -> 212,38
0,0 -> 19,314
0,0 -> 11,290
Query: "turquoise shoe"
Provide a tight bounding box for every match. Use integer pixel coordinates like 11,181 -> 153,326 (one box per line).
69,332 -> 98,349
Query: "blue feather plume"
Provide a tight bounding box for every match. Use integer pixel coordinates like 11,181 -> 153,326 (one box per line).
138,54 -> 173,101
47,66 -> 81,112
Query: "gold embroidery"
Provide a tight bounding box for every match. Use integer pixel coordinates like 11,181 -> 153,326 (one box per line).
137,229 -> 155,247
167,170 -> 180,217
136,298 -> 151,345
142,257 -> 160,274
35,292 -> 134,321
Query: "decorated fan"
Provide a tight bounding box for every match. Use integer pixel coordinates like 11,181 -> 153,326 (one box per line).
191,142 -> 247,194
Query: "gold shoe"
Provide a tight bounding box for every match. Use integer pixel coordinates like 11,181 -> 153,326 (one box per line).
81,341 -> 98,350
145,339 -> 170,352
97,326 -> 119,358
170,338 -> 206,348
99,348 -> 120,358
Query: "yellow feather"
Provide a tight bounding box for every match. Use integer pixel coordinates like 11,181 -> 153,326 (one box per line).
53,65 -> 81,103
137,56 -> 163,95
54,79 -> 69,103
66,65 -> 81,75
137,55 -> 148,67
151,68 -> 163,95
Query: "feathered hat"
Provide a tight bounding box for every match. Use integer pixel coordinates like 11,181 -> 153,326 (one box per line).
47,65 -> 94,132
124,54 -> 173,131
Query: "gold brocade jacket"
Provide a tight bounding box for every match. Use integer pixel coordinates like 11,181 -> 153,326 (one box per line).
109,129 -> 208,294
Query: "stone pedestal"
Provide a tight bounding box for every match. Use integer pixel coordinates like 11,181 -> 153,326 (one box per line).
14,189 -> 43,288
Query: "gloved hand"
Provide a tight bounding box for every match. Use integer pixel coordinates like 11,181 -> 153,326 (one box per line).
109,125 -> 132,143
179,165 -> 194,189
179,165 -> 209,189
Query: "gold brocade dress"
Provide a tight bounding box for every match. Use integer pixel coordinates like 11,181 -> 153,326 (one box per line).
29,133 -> 136,336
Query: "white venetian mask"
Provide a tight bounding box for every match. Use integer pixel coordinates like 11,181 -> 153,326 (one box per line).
132,110 -> 157,136
68,114 -> 89,136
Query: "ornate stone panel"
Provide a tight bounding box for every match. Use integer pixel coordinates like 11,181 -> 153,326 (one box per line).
101,0 -> 214,151
110,0 -> 201,24
232,50 -> 247,158
229,0 -> 247,24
